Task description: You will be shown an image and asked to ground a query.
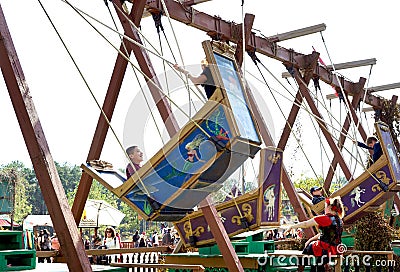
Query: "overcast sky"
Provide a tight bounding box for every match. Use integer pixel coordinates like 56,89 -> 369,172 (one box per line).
1,0 -> 399,181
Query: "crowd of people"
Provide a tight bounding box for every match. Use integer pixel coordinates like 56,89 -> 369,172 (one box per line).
132,226 -> 178,248
35,229 -> 59,263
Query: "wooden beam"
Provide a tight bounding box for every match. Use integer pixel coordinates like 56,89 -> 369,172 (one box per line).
327,82 -> 400,100
288,64 -> 353,181
72,0 -> 147,225
268,23 -> 326,42
368,82 -> 400,93
323,78 -> 367,191
200,198 -> 244,272
182,0 -> 212,6
326,58 -> 376,71
277,89 -> 303,150
235,13 -> 254,68
145,0 -> 390,110
278,52 -> 318,151
0,4 -> 91,272
116,1 -> 179,136
362,106 -> 374,112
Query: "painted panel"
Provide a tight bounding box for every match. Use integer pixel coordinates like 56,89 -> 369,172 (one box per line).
175,198 -> 259,246
378,123 -> 400,181
125,105 -> 231,217
260,149 -> 283,225
341,165 -> 393,221
213,52 -> 260,143
174,148 -> 282,246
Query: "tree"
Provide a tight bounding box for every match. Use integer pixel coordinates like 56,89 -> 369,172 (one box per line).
0,162 -> 32,223
293,174 -> 324,193
293,174 -> 347,196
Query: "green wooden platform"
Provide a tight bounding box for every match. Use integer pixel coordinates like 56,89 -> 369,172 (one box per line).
0,231 -> 36,271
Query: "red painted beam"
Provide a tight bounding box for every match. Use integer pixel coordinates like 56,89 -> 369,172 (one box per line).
0,4 -> 91,272
235,13 -> 255,68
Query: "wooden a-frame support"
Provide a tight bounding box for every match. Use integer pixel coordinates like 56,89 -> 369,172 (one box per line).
143,0 -> 400,216
71,1 -> 244,271
0,4 -> 92,272
70,1 -> 400,270
2,0 -> 399,271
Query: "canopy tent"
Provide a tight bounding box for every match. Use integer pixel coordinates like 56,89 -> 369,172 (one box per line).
81,199 -> 125,228
23,215 -> 52,231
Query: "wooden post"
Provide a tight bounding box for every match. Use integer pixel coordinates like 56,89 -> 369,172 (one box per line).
289,64 -> 353,180
200,197 -> 244,272
0,4 -> 92,271
323,78 -> 367,190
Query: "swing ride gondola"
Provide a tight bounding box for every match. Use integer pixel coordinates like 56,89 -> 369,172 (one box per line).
311,121 -> 400,223
2,0 -> 400,271
174,147 -> 282,247
82,40 -> 262,221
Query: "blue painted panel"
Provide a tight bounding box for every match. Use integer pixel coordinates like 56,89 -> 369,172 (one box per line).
125,106 -> 231,217
214,53 -> 260,143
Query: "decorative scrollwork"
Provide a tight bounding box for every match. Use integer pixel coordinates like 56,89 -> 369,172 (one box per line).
372,184 -> 382,192
183,221 -> 205,239
375,171 -> 391,185
231,203 -> 254,226
268,153 -> 281,164
381,125 -> 389,132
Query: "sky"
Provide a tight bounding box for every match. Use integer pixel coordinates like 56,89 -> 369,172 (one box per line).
0,0 -> 399,182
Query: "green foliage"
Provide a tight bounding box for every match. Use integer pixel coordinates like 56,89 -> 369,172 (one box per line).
55,162 -> 82,196
293,175 -> 324,192
380,99 -> 400,153
0,162 -> 32,223
293,175 -> 347,195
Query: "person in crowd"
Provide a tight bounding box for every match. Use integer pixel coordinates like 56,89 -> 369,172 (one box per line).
103,226 -> 120,263
93,236 -> 103,248
138,233 -> 146,247
83,236 -> 90,250
125,146 -> 144,179
310,186 -> 325,205
103,227 -> 120,249
162,228 -> 172,246
152,231 -> 159,247
132,230 -> 140,248
51,233 -> 60,251
91,235 -> 103,249
174,59 -> 216,99
38,229 -> 52,263
286,197 -> 344,272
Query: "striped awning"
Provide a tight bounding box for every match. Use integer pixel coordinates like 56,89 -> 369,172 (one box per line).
0,219 -> 19,227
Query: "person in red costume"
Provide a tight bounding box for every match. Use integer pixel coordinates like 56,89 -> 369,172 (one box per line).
286,196 -> 344,272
